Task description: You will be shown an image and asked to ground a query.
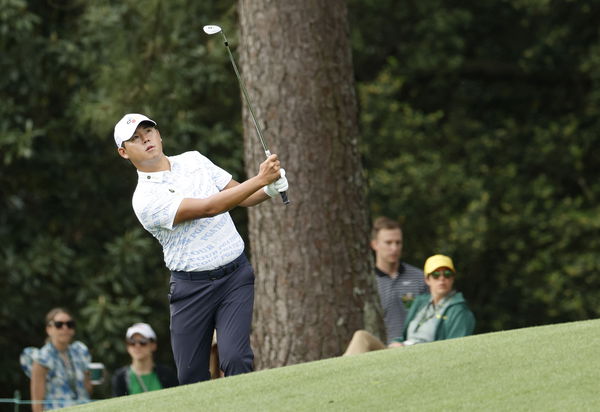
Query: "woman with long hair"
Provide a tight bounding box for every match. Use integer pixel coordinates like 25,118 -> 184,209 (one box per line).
21,308 -> 92,411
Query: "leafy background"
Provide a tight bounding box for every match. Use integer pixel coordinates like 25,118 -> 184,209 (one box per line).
2,0 -> 600,400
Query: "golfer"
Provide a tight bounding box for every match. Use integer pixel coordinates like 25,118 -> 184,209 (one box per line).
114,113 -> 288,384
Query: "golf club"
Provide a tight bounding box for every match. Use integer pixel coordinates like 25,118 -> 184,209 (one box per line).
203,24 -> 289,205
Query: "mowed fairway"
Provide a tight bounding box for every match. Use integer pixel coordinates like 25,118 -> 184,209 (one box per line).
66,319 -> 600,411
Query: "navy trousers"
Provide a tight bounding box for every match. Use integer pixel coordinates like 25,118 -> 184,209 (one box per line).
168,253 -> 255,384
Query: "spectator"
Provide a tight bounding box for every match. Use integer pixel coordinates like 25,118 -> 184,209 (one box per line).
371,217 -> 428,343
112,323 -> 178,396
20,308 -> 92,411
344,254 -> 475,355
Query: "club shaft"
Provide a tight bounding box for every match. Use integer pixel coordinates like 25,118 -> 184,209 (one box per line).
221,33 -> 270,156
218,30 -> 290,205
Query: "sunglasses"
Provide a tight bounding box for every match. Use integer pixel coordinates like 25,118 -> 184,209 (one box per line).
127,338 -> 151,347
429,269 -> 454,279
50,320 -> 76,329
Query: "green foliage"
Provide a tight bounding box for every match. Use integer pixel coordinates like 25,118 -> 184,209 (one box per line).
0,0 -> 238,398
350,0 -> 600,332
3,0 -> 600,400
0,0 -> 44,164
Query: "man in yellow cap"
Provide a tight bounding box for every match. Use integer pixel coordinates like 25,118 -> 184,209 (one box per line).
343,254 -> 475,354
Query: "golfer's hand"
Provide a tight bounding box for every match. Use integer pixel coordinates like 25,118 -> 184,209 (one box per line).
264,168 -> 288,198
387,342 -> 404,348
258,154 -> 281,185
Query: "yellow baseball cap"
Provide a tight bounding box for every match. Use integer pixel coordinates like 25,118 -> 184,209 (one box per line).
424,254 -> 456,276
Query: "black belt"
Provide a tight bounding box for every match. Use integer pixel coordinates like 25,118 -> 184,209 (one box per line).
171,253 -> 246,281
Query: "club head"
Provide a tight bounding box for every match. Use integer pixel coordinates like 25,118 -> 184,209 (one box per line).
203,25 -> 222,35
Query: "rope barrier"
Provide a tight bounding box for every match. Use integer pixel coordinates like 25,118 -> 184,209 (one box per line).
0,391 -> 94,410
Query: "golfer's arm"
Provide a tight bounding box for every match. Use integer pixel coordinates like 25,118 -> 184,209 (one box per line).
174,177 -> 267,224
31,362 -> 47,412
226,180 -> 271,207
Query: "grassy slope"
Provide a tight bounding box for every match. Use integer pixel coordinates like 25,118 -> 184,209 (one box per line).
67,319 -> 600,411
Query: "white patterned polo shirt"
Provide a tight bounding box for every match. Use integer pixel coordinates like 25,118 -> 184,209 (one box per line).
132,151 -> 245,271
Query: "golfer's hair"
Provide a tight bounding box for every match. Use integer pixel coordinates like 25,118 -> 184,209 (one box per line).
139,120 -> 157,129
45,307 -> 74,325
371,216 -> 401,240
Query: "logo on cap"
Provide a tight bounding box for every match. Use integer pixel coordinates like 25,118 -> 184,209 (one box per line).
127,118 -> 137,125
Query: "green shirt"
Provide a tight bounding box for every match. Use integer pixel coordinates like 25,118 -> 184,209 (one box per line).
128,368 -> 163,394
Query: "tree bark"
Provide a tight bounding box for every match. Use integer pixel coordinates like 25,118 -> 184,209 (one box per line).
238,0 -> 383,369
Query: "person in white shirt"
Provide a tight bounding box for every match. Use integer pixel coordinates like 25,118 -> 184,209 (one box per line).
113,113 -> 288,384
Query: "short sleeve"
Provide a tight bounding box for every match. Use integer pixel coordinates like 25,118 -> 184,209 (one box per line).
194,152 -> 232,190
70,341 -> 91,364
34,344 -> 54,369
20,347 -> 39,377
133,190 -> 184,231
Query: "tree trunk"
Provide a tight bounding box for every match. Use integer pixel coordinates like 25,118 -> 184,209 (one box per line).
238,0 -> 383,369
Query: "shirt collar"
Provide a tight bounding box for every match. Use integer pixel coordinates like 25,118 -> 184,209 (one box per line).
429,290 -> 457,309
138,170 -> 166,183
137,157 -> 174,183
375,262 -> 405,278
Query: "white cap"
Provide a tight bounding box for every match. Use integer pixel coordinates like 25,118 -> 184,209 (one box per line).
113,113 -> 156,147
126,322 -> 157,340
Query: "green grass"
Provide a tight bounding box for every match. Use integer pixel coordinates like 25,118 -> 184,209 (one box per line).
67,319 -> 600,411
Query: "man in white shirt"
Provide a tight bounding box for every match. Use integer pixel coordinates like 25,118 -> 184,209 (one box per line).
114,113 -> 288,384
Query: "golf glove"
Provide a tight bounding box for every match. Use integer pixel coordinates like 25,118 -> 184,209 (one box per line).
264,168 -> 288,197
